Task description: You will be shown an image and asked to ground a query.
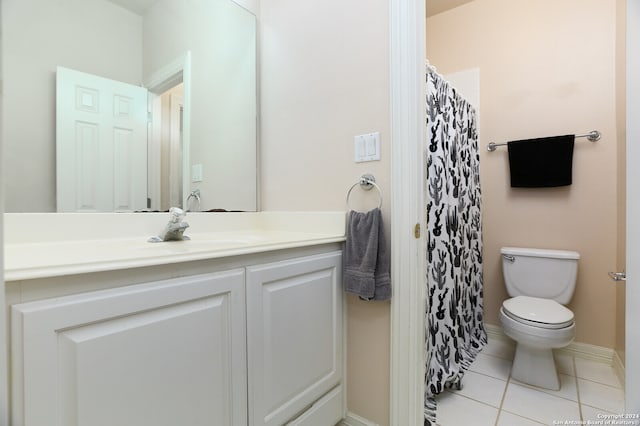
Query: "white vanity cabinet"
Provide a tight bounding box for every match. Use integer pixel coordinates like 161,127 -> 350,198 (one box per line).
8,249 -> 344,426
11,269 -> 248,426
246,252 -> 343,426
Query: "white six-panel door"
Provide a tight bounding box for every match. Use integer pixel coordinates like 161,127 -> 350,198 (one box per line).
56,67 -> 148,212
11,270 -> 247,426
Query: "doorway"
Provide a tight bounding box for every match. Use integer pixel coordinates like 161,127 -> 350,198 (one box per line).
148,83 -> 184,211
389,0 -> 639,424
145,52 -> 192,212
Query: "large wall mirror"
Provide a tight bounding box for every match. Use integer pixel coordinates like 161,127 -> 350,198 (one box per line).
2,0 -> 257,212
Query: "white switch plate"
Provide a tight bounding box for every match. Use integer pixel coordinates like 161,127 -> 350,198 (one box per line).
354,132 -> 380,162
191,164 -> 203,182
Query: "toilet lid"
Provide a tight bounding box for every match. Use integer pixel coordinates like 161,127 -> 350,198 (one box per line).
503,296 -> 574,329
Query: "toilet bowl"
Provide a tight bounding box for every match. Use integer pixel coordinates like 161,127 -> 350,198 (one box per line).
499,296 -> 575,389
499,247 -> 579,390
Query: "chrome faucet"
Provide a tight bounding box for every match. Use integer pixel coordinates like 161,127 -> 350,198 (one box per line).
148,207 -> 190,242
187,189 -> 201,212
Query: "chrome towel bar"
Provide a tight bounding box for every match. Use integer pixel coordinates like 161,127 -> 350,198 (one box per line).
608,271 -> 626,282
487,130 -> 601,152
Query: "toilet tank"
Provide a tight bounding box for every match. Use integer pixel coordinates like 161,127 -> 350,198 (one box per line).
501,247 -> 580,305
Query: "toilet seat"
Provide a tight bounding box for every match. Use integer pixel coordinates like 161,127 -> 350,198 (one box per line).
502,296 -> 574,329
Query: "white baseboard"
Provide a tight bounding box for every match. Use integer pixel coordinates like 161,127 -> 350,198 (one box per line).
613,350 -> 626,388
485,323 -> 512,343
556,340 -> 616,364
339,412 -> 379,426
484,323 -> 619,365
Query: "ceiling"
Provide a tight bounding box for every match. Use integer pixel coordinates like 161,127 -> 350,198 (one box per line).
426,0 -> 475,17
108,0 -> 470,20
106,0 -> 159,15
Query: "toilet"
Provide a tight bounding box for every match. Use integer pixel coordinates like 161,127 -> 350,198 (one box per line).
498,246 -> 580,390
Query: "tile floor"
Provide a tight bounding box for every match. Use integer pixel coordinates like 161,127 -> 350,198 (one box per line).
435,336 -> 627,425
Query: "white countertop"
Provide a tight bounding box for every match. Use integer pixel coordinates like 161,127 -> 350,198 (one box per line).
4,212 -> 346,281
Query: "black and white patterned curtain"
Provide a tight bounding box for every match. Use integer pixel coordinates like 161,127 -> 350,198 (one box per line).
424,65 -> 487,425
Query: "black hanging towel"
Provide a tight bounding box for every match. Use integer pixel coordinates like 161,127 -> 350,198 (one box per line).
507,134 -> 575,187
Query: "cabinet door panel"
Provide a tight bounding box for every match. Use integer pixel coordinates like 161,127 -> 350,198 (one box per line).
247,252 -> 343,426
285,385 -> 344,426
12,270 -> 247,426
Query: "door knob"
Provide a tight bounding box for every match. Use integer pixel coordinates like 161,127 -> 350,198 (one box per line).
608,271 -> 626,282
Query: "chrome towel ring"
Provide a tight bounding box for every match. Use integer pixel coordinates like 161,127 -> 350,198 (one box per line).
346,174 -> 383,210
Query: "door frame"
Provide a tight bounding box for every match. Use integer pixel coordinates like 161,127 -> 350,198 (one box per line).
626,0 -> 639,413
389,0 -> 427,425
145,51 -> 192,210
0,34 -> 7,424
169,93 -> 184,208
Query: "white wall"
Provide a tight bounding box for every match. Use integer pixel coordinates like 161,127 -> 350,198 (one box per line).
144,0 -> 257,212
1,0 -> 143,212
444,68 -> 480,126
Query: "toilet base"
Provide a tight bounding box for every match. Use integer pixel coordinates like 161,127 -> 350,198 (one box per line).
511,344 -> 560,390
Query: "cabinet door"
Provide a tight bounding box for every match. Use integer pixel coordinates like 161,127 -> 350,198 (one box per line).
11,270 -> 247,426
246,252 -> 343,426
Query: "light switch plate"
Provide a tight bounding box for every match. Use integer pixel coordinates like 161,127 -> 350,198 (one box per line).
191,164 -> 203,182
354,132 -> 380,162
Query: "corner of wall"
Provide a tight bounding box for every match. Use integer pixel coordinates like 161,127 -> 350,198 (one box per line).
230,0 -> 259,16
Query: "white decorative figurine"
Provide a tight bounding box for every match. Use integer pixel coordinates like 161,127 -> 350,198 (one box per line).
148,207 -> 190,242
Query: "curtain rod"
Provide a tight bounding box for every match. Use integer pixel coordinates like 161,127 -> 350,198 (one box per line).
486,130 -> 601,152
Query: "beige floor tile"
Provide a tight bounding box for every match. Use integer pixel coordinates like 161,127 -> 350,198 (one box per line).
469,353 -> 513,381
574,358 -> 622,388
578,378 -> 625,414
435,392 -> 499,426
502,382 -> 580,424
447,370 -> 507,408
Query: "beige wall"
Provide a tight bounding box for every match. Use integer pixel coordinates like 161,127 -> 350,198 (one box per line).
427,0 -> 621,348
259,0 -> 391,424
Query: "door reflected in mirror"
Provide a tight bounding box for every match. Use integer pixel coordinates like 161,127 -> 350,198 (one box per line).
2,0 -> 257,212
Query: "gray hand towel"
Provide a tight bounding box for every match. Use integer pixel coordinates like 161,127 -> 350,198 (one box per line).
344,208 -> 391,301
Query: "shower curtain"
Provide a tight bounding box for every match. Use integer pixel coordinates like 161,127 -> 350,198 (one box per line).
424,65 -> 487,425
